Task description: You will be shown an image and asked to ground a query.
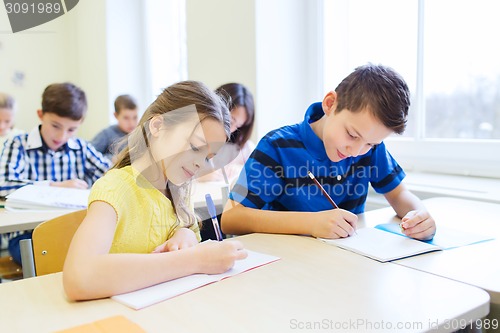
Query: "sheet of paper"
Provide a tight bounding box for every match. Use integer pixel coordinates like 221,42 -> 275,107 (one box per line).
319,228 -> 442,262
112,249 -> 280,310
375,223 -> 494,250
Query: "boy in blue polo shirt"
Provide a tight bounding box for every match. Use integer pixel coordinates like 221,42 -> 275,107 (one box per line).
222,64 -> 436,241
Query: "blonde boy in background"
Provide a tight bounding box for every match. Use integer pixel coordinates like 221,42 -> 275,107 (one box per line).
0,92 -> 24,150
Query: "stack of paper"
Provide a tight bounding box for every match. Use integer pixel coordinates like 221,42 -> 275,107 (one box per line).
5,185 -> 90,211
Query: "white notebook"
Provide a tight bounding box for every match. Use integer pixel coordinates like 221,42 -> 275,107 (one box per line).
5,185 -> 90,211
319,228 -> 442,262
112,249 -> 280,310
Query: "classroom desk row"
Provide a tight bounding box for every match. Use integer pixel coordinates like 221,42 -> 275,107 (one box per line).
0,197 -> 498,332
0,233 -> 490,333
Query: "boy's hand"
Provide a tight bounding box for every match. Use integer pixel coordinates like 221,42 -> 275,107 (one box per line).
152,227 -> 198,253
311,209 -> 358,239
400,210 -> 436,240
51,179 -> 88,189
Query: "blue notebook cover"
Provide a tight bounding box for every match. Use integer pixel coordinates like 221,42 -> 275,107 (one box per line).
374,223 -> 494,250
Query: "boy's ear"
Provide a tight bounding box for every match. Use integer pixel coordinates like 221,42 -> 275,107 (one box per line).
148,115 -> 163,137
322,91 -> 337,116
36,109 -> 43,120
114,112 -> 118,120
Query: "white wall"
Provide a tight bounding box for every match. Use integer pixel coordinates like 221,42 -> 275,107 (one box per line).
0,5 -> 74,134
0,0 -> 151,140
186,0 -> 257,103
69,0 -> 109,140
186,0 -> 323,140
255,0 -> 323,138
106,0 -> 148,122
3,0 -> 322,142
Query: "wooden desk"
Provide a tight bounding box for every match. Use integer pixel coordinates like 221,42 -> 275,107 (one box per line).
0,233 -> 489,333
0,208 -> 75,234
362,197 -> 500,329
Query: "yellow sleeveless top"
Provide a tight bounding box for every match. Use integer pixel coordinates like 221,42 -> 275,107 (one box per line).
88,166 -> 200,253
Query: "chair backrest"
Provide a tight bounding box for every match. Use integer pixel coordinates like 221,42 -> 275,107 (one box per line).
32,209 -> 87,276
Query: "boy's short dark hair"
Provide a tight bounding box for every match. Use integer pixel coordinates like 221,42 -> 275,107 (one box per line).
335,63 -> 410,134
114,94 -> 137,114
41,83 -> 87,121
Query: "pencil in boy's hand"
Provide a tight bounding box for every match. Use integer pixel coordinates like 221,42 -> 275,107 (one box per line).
307,171 -> 357,235
307,171 -> 339,209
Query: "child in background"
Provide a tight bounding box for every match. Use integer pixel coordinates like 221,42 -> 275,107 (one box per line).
196,83 -> 256,241
222,64 -> 436,241
198,83 -> 256,182
0,82 -> 111,264
0,92 -> 24,150
218,83 -> 255,163
91,94 -> 138,159
63,81 -> 247,301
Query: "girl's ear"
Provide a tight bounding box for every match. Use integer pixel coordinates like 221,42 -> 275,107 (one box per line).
322,91 -> 337,116
149,115 -> 163,137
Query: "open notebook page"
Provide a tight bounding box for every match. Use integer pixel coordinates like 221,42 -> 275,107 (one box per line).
112,249 -> 280,310
319,228 -> 442,262
5,185 -> 89,210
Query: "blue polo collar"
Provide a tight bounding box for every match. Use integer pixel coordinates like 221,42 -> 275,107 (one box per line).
300,103 -> 329,161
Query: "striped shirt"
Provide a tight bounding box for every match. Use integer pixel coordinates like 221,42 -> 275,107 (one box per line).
0,126 -> 111,198
230,103 -> 405,214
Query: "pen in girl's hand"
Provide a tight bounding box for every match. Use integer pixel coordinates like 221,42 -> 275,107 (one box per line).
205,193 -> 223,241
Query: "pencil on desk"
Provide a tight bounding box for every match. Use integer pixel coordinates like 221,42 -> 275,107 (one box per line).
307,171 -> 357,235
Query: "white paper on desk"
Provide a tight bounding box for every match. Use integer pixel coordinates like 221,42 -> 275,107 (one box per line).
111,249 -> 280,310
319,228 -> 442,262
374,223 -> 494,250
5,185 -> 90,210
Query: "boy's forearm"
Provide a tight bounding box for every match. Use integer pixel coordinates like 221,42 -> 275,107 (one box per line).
221,199 -> 313,236
385,185 -> 424,218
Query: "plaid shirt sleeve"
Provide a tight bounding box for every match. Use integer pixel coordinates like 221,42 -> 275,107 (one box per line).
82,140 -> 112,185
0,136 -> 32,197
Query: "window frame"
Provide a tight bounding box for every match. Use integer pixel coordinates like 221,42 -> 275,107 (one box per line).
321,0 -> 500,178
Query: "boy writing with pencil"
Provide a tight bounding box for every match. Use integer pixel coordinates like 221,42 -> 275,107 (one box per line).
0,82 -> 111,264
222,64 -> 436,240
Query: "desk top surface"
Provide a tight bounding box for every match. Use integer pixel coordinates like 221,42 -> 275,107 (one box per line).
362,197 -> 500,303
0,208 -> 74,233
0,232 -> 489,333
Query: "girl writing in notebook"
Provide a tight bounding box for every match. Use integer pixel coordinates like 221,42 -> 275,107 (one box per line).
63,81 -> 248,300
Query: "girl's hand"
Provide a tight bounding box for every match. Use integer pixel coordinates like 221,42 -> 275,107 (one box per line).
194,240 -> 248,274
152,228 -> 198,253
310,209 -> 358,239
400,210 -> 436,240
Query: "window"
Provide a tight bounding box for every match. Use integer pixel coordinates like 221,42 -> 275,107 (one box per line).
323,0 -> 500,177
143,0 -> 188,100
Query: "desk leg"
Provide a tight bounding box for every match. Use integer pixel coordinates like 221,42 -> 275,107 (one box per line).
20,239 -> 35,278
